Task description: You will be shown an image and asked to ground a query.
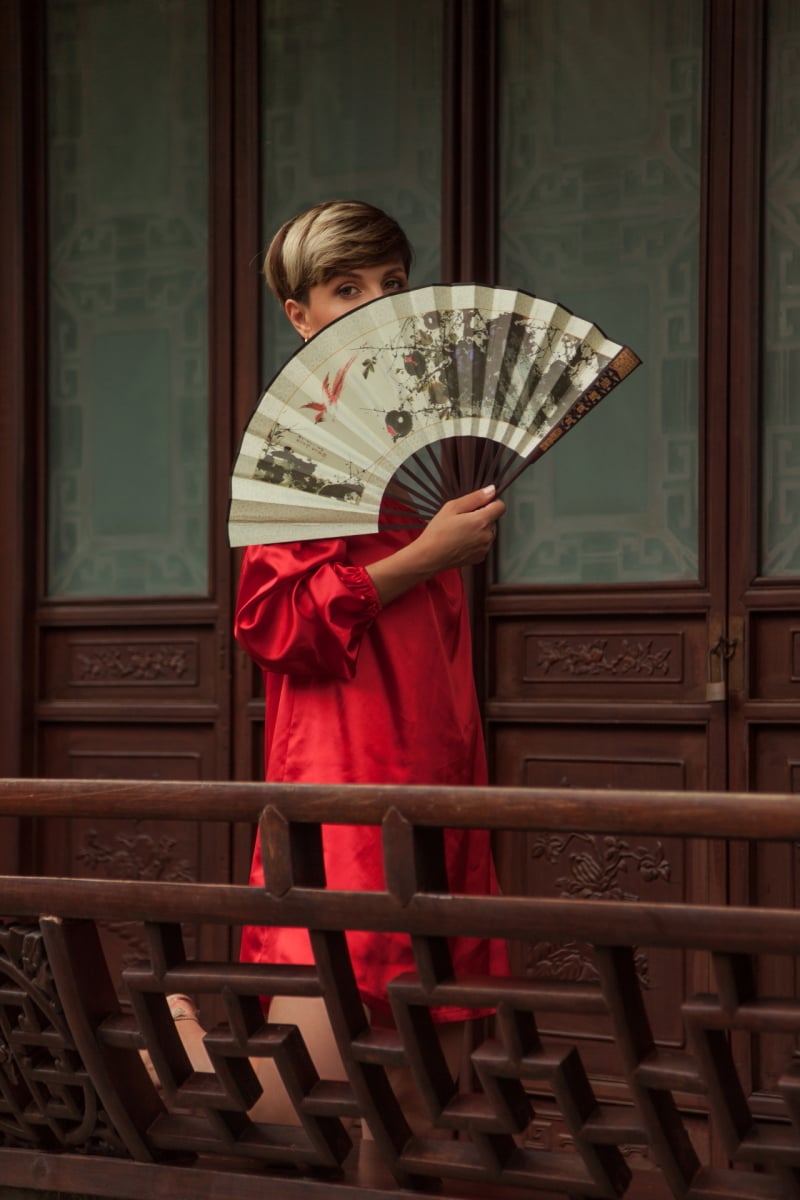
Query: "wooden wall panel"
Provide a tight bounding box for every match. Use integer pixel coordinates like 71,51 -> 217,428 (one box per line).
489,722 -> 709,791
748,612 -> 800,701
34,720 -> 235,1026
491,615 -> 708,704
37,722 -> 221,783
728,726 -> 800,1108
748,724 -> 800,794
39,624 -> 219,706
489,718 -> 717,1175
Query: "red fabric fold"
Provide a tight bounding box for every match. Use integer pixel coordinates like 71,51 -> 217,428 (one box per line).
235,527 -> 509,1020
235,538 -> 381,681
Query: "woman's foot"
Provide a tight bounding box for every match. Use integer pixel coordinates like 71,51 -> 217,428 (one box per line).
166,993 -> 200,1022
140,993 -> 207,1086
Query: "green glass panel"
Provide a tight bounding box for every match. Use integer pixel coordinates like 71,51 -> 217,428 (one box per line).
497,0 -> 702,585
47,0 -> 208,597
761,0 -> 800,576
260,0 -> 443,382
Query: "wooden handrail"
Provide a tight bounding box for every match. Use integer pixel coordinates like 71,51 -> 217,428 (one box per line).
2,775 -> 800,838
0,776 -> 798,1200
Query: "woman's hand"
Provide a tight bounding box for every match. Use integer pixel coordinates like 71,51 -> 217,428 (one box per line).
414,485 -> 506,571
366,485 -> 505,606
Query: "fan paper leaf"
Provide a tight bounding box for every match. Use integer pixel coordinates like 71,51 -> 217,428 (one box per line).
228,283 -> 641,547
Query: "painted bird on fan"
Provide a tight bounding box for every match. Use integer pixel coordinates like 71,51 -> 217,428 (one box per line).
301,354 -> 357,422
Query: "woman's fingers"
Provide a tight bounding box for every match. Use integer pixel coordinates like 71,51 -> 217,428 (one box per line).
419,488 -> 505,568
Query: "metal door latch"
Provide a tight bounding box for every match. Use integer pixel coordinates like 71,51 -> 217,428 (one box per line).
706,634 -> 737,702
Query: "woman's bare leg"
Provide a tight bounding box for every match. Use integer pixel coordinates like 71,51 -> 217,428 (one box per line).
247,994 -> 349,1124
356,1018 -> 470,1184
360,1018 -> 467,1139
154,992 -> 472,1164
140,993 -> 344,1121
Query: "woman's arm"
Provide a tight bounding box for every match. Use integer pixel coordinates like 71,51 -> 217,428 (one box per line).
365,485 -> 505,606
234,486 -> 505,678
234,538 -> 380,680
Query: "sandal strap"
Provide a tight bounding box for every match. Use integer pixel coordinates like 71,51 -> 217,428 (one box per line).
167,993 -> 199,1022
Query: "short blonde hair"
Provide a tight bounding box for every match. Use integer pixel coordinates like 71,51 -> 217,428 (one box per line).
264,200 -> 414,304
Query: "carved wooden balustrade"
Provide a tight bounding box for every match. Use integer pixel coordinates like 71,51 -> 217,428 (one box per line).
0,779 -> 799,1199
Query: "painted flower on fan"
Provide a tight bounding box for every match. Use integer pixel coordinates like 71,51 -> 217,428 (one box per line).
385,410 -> 413,440
403,350 -> 426,377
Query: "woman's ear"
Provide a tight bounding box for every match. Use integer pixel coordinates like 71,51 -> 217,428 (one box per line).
284,298 -> 310,339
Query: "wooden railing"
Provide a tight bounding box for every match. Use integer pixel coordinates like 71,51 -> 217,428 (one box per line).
0,779 -> 799,1199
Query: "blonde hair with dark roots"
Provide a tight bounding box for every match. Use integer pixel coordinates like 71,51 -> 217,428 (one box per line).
263,200 -> 414,305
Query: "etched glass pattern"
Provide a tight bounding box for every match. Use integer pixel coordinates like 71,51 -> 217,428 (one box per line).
260,0 -> 443,384
46,0 -> 209,597
761,0 -> 800,577
497,0 -> 702,584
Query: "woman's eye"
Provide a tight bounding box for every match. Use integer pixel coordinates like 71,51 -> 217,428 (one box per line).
384,277 -> 407,292
336,284 -> 359,298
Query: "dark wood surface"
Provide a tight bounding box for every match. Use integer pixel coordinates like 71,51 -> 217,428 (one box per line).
1,778 -> 799,1200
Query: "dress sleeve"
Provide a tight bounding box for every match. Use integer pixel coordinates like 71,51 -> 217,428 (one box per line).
234,539 -> 382,680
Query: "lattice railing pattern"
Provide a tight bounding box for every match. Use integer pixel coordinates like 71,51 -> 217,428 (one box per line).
1,779 -> 800,1199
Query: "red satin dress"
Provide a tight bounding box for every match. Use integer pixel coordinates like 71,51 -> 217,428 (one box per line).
235,527 -> 508,1021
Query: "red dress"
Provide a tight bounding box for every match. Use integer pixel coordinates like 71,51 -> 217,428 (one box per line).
235,527 -> 508,1021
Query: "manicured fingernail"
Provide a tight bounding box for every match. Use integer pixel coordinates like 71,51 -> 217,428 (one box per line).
482,484 -> 496,495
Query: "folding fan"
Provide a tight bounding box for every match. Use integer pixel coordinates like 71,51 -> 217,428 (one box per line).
228,283 -> 641,547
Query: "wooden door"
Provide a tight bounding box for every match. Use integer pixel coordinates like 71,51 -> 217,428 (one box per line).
15,0 -> 455,894
485,0 -> 728,832
16,0 -> 239,1008
482,0 -> 800,1176
231,0 -> 455,785
725,0 -> 800,1120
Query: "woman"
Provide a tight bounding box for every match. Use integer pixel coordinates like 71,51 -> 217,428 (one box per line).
177,200 -> 508,1127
